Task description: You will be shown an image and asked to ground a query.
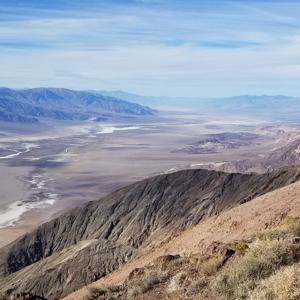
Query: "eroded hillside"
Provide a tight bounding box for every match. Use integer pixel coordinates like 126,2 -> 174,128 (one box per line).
1,168 -> 300,299
66,180 -> 300,300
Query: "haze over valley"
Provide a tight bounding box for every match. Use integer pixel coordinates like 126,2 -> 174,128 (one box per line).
1,88 -> 300,248
2,1 -> 300,299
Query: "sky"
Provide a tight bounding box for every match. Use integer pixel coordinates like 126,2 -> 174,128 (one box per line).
1,0 -> 300,97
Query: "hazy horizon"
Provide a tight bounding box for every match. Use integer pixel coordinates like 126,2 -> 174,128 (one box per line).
1,0 -> 300,97
1,86 -> 300,100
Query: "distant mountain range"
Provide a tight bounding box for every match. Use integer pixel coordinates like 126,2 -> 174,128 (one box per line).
2,87 -> 300,123
207,95 -> 300,117
0,88 -> 157,123
99,91 -> 300,120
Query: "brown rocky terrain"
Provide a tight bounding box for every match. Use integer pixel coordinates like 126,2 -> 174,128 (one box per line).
197,137 -> 300,174
65,179 -> 300,300
1,167 -> 300,299
174,132 -> 262,154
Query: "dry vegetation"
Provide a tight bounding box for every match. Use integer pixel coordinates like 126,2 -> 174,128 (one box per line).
214,216 -> 300,300
250,263 -> 300,300
84,216 -> 300,300
0,293 -> 46,300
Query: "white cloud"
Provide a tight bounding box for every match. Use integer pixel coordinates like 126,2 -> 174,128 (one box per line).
1,0 -> 300,96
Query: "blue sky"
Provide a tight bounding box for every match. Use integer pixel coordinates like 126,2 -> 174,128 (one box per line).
1,0 -> 300,97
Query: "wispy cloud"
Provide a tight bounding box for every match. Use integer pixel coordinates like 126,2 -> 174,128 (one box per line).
1,0 -> 300,96
201,40 -> 261,49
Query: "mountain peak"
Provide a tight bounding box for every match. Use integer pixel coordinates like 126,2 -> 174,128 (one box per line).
0,88 -> 157,123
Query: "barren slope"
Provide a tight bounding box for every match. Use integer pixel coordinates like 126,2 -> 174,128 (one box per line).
1,168 -> 300,299
65,179 -> 300,300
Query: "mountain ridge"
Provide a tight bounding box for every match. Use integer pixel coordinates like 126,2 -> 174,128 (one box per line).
98,91 -> 300,120
0,88 -> 156,123
1,167 -> 300,298
65,179 -> 300,300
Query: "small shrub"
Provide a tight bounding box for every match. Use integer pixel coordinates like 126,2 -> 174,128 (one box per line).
234,241 -> 249,256
85,287 -> 106,300
277,216 -> 300,237
201,255 -> 224,276
280,216 -> 300,229
143,272 -> 161,291
213,238 -> 300,300
257,217 -> 300,243
127,285 -> 144,298
85,285 -> 121,300
251,263 -> 300,300
186,277 -> 208,295
127,271 -> 166,297
257,230 -> 286,242
286,222 -> 300,238
167,272 -> 187,293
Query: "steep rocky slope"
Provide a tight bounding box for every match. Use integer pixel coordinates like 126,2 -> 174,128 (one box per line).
1,168 -> 300,299
65,180 -> 300,300
76,216 -> 300,300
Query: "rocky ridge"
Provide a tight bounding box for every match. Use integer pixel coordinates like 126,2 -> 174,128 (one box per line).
1,168 -> 300,298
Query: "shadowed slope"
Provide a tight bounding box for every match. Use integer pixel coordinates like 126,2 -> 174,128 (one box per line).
1,167 -> 300,298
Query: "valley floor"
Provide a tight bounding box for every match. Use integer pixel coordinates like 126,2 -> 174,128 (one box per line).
1,112 -> 300,247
